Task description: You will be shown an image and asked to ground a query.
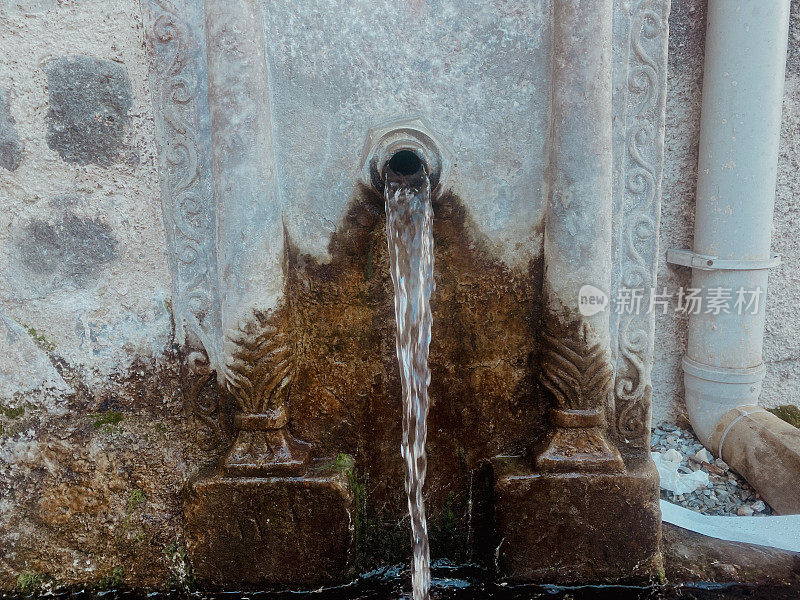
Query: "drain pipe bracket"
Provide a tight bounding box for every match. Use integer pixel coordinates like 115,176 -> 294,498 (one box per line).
667,248 -> 781,271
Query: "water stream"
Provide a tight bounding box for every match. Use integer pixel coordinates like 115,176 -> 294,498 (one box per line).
384,161 -> 435,600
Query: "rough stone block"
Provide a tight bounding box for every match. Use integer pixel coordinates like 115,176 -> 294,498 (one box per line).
15,210 -> 118,288
0,88 -> 23,171
45,55 -> 132,166
492,456 -> 663,584
184,464 -> 355,589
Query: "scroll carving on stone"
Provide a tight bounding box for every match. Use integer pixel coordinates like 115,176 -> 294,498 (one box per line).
613,0 -> 669,457
142,0 -> 224,451
182,350 -> 224,453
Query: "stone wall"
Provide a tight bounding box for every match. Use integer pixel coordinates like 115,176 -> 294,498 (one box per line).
0,0 -> 197,589
653,0 -> 800,424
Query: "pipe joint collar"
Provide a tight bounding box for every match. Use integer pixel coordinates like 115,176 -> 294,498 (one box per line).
682,356 -> 766,384
666,249 -> 781,271
683,357 -> 766,449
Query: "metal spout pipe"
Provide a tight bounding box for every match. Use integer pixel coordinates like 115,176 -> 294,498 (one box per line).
383,149 -> 428,191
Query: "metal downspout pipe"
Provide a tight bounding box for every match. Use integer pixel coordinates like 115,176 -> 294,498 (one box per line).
668,0 -> 800,514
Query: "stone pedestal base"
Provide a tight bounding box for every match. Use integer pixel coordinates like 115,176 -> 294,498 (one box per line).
184,462 -> 355,589
492,456 -> 662,584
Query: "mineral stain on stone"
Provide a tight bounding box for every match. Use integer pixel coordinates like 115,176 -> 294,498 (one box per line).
0,88 -> 23,171
284,183 -> 544,565
45,55 -> 132,166
17,211 -> 118,286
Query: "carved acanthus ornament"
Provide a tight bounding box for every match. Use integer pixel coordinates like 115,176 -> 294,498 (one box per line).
537,323 -> 623,472
221,308 -> 310,476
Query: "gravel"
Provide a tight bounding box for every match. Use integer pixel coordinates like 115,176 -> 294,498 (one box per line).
651,424 -> 775,517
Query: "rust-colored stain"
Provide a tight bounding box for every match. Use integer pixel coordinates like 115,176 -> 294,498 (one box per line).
285,183 -> 547,538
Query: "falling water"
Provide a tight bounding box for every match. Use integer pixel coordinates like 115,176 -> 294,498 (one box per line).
385,158 -> 434,600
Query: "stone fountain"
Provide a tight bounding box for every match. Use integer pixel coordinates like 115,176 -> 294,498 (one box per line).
141,0 -> 670,589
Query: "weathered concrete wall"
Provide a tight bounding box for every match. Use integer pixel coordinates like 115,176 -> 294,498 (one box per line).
653,0 -> 800,424
0,0 -> 200,589
0,0 -> 171,387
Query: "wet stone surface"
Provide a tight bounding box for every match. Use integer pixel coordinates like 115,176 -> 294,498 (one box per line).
651,424 -> 774,516
1,563 -> 799,600
0,88 -> 23,171
45,55 -> 132,166
283,186 -> 544,566
184,464 -> 355,589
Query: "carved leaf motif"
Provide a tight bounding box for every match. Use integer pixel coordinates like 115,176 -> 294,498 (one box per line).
541,329 -> 613,412
224,312 -> 295,416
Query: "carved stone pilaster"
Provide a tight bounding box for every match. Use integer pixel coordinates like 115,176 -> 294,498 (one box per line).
202,0 -> 311,476
142,0 -> 221,369
538,0 -> 619,473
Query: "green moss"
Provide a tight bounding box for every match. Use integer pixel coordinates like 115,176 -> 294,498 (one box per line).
346,465 -> 409,570
128,488 -> 146,510
154,422 -> 168,433
120,487 -> 146,536
16,572 -> 48,594
0,404 -> 26,438
363,247 -> 375,281
0,421 -> 19,438
0,404 -> 25,419
312,455 -> 414,569
429,491 -> 470,561
768,405 -> 800,429
163,542 -> 196,591
314,451 -> 382,562
131,530 -> 146,547
440,492 -> 458,536
320,453 -> 370,562
332,452 -> 355,472
97,565 -> 125,589
92,410 -> 124,432
23,325 -> 55,352
349,469 -> 366,556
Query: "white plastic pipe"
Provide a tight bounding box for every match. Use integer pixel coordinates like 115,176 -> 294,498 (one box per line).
683,0 -> 790,449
